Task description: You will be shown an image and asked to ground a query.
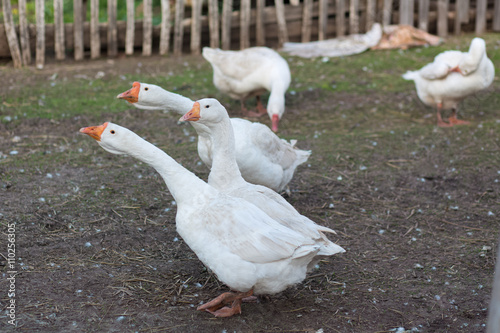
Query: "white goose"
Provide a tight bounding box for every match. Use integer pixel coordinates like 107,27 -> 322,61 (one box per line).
403,37 -> 495,127
80,122 -> 345,318
117,82 -> 310,193
202,46 -> 291,132
179,98 -> 343,254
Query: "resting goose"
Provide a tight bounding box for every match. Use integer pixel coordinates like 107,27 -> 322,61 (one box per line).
180,98 -> 343,257
80,122 -> 345,318
403,37 -> 495,127
117,82 -> 310,193
202,46 -> 291,132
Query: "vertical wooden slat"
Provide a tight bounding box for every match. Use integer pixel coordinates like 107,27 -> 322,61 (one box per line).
349,0 -> 359,34
2,0 -> 22,68
73,0 -> 84,60
382,0 -> 392,26
18,0 -> 31,65
126,0 -> 135,55
173,0 -> 185,56
366,0 -> 376,31
240,0 -> 251,49
275,0 -> 289,46
54,0 -> 65,60
107,0 -> 117,57
454,0 -> 464,34
208,0 -> 220,48
143,0 -> 153,56
35,0 -> 45,68
336,0 -> 345,36
318,0 -> 328,40
437,0 -> 448,37
191,0 -> 203,54
399,0 -> 413,26
461,0 -> 470,23
160,0 -> 171,55
418,0 -> 429,31
494,0 -> 500,31
475,0 -> 487,34
221,0 -> 233,50
301,0 -> 313,42
90,0 -> 100,59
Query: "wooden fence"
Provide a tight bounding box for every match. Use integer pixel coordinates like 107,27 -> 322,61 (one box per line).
1,0 -> 500,69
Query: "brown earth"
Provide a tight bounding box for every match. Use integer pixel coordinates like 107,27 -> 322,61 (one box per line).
0,54 -> 499,333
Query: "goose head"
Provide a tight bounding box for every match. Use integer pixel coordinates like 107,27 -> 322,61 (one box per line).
117,82 -> 168,110
179,98 -> 227,126
450,38 -> 486,76
80,122 -> 137,156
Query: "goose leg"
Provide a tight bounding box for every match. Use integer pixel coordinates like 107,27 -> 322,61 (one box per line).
436,103 -> 452,127
448,107 -> 470,126
197,289 -> 254,317
244,96 -> 268,118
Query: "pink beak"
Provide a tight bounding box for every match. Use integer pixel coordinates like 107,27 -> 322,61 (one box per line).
271,114 -> 279,132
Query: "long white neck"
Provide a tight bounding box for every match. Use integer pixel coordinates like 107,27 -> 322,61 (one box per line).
119,134 -> 211,206
267,80 -> 288,118
205,117 -> 246,189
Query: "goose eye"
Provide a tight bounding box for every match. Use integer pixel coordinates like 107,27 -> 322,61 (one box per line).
144,87 -> 149,91
110,130 -> 115,134
205,105 -> 210,108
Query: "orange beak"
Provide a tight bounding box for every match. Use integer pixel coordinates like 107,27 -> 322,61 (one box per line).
179,102 -> 201,122
79,122 -> 109,141
271,114 -> 279,132
449,66 -> 462,74
117,82 -> 140,103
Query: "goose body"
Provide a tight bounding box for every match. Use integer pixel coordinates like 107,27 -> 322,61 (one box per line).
403,37 -> 495,127
80,122 -> 344,317
117,82 -> 310,192
202,46 -> 291,132
180,98 -> 343,257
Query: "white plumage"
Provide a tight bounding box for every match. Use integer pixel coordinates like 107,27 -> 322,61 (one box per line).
117,82 -> 310,193
403,37 -> 495,127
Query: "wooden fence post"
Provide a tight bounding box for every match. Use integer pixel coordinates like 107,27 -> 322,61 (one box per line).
74,0 -> 84,60
54,0 -> 66,60
349,0 -> 359,34
160,0 -> 171,55
418,0 -> 429,31
108,0 -> 118,57
301,0 -> 312,43
475,0 -> 487,34
173,0 -> 185,56
366,0 -> 376,31
18,0 -> 31,65
208,0 -> 220,48
126,0 -> 135,55
191,0 -> 203,54
143,0 -> 153,56
275,0 -> 288,46
90,0 -> 100,59
494,0 -> 500,31
221,0 -> 233,50
35,0 -> 45,68
399,0 -> 414,26
437,0 -> 448,37
240,0 -> 251,49
2,0 -> 22,68
318,0 -> 328,40
336,0 -> 345,36
382,0 -> 392,26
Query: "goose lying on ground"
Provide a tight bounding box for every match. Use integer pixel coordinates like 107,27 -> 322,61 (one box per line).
80,122 -> 345,318
117,82 -> 310,193
179,98 -> 343,258
402,37 -> 494,127
202,46 -> 291,132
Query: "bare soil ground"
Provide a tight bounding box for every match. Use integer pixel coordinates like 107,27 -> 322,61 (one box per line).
0,52 -> 499,333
